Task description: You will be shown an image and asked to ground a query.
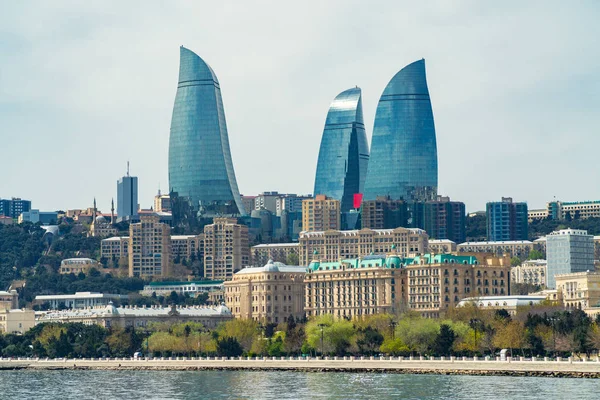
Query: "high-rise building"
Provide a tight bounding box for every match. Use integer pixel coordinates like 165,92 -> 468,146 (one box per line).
168,46 -> 245,216
251,243 -> 299,266
117,164 -> 138,221
314,87 -> 369,212
486,197 -> 528,241
361,196 -> 409,230
203,218 -> 250,281
0,198 -> 31,220
364,59 -> 438,202
129,214 -> 171,278
298,227 -> 428,265
546,229 -> 594,289
420,196 -> 466,244
301,195 -> 341,232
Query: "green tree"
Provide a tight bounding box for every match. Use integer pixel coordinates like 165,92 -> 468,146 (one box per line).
528,249 -> 544,260
433,324 -> 456,356
216,337 -> 243,357
286,253 -> 299,266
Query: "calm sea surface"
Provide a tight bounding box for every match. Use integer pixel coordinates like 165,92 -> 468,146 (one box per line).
0,370 -> 595,399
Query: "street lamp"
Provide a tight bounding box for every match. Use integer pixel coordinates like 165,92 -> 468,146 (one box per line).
469,318 -> 481,355
318,323 -> 326,356
389,319 -> 397,340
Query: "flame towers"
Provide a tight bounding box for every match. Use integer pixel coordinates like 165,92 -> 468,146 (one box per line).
168,46 -> 245,216
363,59 -> 438,202
313,87 -> 369,211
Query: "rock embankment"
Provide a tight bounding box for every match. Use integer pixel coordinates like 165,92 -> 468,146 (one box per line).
1,358 -> 600,378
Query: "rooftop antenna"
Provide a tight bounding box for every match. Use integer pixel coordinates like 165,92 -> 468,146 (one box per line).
127,161 -> 130,177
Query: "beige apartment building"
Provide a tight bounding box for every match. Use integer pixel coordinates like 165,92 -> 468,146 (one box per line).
129,214 -> 171,278
101,236 -> 130,259
251,243 -> 300,266
302,195 -> 340,232
298,227 -> 428,266
154,192 -> 171,212
59,258 -> 103,275
555,271 -> 600,310
405,254 -> 512,318
171,234 -> 204,260
224,261 -> 306,323
204,218 -> 250,281
457,240 -> 534,259
0,290 -> 18,310
511,259 -> 547,287
0,309 -> 35,334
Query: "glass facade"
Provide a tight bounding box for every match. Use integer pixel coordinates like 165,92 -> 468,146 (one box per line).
168,46 -> 245,216
117,175 -> 138,220
486,198 -> 528,241
546,229 -> 594,288
314,87 -> 369,212
363,59 -> 438,202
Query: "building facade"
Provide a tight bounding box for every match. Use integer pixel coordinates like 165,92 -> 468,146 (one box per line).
555,271 -> 600,310
0,290 -> 18,311
314,87 -> 369,212
168,46 -> 245,216
360,196 -> 408,229
529,200 -> 600,222
129,214 -> 171,278
304,253 -> 406,319
154,192 -> 172,213
251,243 -> 300,266
546,229 -> 594,289
224,261 -> 306,323
101,236 -> 130,259
34,292 -> 129,309
59,258 -> 103,275
457,295 -> 546,315
18,210 -> 58,225
301,195 -> 341,232
0,198 -> 31,220
203,218 -> 250,281
363,59 -> 438,202
171,234 -> 204,260
0,309 -> 35,334
141,280 -> 224,298
511,260 -> 547,287
298,227 -> 428,266
457,240 -> 534,259
418,196 -> 466,244
428,239 -> 457,254
486,197 -> 528,241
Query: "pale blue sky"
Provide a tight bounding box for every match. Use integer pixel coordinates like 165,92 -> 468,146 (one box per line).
1,1 -> 599,213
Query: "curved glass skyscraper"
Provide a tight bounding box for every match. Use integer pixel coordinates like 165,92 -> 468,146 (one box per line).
363,59 -> 438,202
168,46 -> 245,216
313,87 -> 369,212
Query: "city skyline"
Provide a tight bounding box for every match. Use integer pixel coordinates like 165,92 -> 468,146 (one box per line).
1,2 -> 599,213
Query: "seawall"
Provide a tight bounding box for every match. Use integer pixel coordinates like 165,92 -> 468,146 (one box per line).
2,357 -> 600,378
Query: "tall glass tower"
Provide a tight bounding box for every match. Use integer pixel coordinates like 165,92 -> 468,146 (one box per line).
363,59 -> 438,202
313,87 -> 369,212
168,46 -> 245,216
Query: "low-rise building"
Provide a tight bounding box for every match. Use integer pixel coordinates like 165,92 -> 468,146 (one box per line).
0,216 -> 14,225
36,304 -> 233,329
428,239 -> 457,254
457,240 -> 534,259
251,243 -> 299,266
555,271 -> 600,310
0,290 -> 18,310
511,260 -> 547,287
140,281 -> 224,297
457,295 -> 546,315
225,261 -> 306,323
299,227 -> 428,265
59,258 -> 103,275
34,292 -> 129,309
171,234 -> 204,260
101,236 -> 130,259
0,309 -> 35,334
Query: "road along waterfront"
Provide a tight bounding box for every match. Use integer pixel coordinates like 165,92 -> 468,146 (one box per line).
2,356 -> 600,378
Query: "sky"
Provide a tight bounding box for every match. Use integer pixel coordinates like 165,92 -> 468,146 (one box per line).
1,1 -> 599,214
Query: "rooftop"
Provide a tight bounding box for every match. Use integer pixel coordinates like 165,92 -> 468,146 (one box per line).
37,304 -> 231,319
236,261 -> 306,274
147,280 -> 224,287
252,243 -> 299,248
458,240 -> 533,246
35,292 -> 129,301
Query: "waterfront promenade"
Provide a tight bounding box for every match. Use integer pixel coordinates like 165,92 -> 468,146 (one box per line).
2,356 -> 600,377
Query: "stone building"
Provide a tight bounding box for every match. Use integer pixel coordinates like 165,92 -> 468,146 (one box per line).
59,258 -> 103,275
511,260 -> 547,287
298,227 -> 428,266
555,271 -> 600,310
203,218 -> 250,281
224,261 -> 306,324
301,195 -> 340,232
0,309 -> 35,334
129,214 -> 171,278
457,240 -> 533,259
428,239 -> 457,254
0,290 -> 18,311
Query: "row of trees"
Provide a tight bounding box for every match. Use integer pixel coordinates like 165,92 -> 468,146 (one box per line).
2,305 -> 600,358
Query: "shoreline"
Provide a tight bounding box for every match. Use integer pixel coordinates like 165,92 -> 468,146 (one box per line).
2,358 -> 600,378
